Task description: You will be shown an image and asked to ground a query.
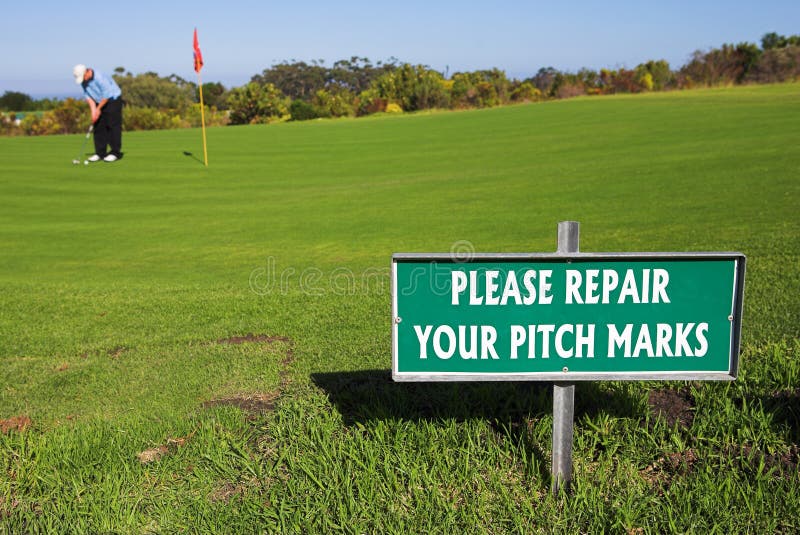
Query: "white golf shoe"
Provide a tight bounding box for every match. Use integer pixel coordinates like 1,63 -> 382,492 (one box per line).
103,154 -> 118,162
87,154 -> 102,162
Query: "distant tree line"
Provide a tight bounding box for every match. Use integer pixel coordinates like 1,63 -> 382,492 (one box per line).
2,33 -> 798,136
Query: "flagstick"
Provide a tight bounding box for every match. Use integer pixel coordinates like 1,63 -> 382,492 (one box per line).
197,71 -> 208,167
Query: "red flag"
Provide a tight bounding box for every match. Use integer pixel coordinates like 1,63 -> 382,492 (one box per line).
193,28 -> 204,73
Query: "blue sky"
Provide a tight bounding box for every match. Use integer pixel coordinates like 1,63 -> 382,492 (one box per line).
2,0 -> 798,97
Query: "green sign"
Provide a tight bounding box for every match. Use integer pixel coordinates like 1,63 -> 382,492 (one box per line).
392,253 -> 745,381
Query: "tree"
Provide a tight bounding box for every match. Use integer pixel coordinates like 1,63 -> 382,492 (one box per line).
576,68 -> 601,93
451,69 -> 510,107
510,81 -> 542,102
550,71 -> 585,99
599,68 -> 640,93
761,32 -> 786,50
311,87 -> 355,118
370,64 -> 449,112
329,56 -> 398,94
252,60 -> 328,101
254,57 -> 400,103
530,67 -> 559,95
761,32 -> 800,51
227,83 -> 289,125
0,91 -> 34,111
748,45 -> 800,83
634,60 -> 673,91
113,71 -> 195,110
200,82 -> 228,110
680,43 -> 762,86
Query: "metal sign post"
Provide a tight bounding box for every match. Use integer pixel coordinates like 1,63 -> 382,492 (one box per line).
552,221 -> 578,494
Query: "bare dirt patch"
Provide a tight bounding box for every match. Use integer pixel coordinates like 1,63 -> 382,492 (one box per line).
728,443 -> 799,478
647,387 -> 695,428
216,333 -> 295,382
108,346 -> 127,359
640,448 -> 701,490
0,496 -> 21,518
769,387 -> 800,401
136,432 -> 194,464
137,445 -> 169,464
208,477 -> 270,505
209,481 -> 248,503
203,334 -> 296,416
202,392 -> 280,415
215,334 -> 291,346
641,443 -> 799,489
0,415 -> 31,434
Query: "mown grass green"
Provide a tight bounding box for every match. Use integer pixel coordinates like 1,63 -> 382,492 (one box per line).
1,83 -> 799,532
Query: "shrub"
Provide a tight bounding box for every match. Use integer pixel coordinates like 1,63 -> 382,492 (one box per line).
554,82 -> 585,99
289,99 -> 320,121
355,89 -> 387,116
227,83 -> 289,125
747,45 -> 800,83
13,99 -> 89,136
370,64 -> 449,112
20,113 -> 58,136
311,88 -> 355,118
600,68 -> 641,93
635,60 -> 674,90
0,112 -> 20,136
680,43 -> 762,86
385,103 -> 403,114
183,103 -> 228,128
50,98 -> 86,134
123,106 -> 183,131
510,82 -> 542,102
450,69 -> 510,108
639,72 -> 655,91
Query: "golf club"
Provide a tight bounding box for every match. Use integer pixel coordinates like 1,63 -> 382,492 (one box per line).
72,124 -> 94,165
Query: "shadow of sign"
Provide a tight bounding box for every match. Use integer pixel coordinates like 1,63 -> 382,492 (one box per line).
759,389 -> 800,442
311,369 -> 643,484
313,369 -> 641,424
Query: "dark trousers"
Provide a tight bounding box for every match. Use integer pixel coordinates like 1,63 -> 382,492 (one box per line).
94,97 -> 123,158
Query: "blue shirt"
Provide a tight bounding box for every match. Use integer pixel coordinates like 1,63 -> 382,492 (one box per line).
82,70 -> 121,103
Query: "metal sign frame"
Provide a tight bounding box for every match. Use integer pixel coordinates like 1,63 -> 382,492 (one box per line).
392,251 -> 746,382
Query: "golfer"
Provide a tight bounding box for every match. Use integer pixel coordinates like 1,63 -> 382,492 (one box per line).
73,64 -> 123,162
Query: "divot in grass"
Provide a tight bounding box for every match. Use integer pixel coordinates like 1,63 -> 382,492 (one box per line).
136,432 -> 195,464
202,334 -> 296,417
202,392 -> 280,416
215,333 -> 291,346
0,415 -> 31,434
107,346 -> 128,359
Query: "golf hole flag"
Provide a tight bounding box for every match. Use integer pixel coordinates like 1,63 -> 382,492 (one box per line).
193,27 -> 208,166
193,28 -> 204,73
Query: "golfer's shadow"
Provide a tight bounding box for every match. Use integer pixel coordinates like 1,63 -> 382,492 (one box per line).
311,369 -> 641,483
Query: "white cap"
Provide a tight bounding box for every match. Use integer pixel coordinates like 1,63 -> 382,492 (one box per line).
73,64 -> 87,84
